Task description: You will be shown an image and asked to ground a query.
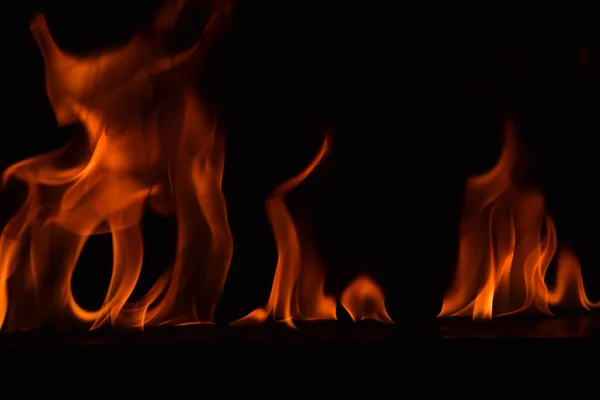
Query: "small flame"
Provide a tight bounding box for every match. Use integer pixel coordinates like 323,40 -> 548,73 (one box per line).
548,248 -> 600,310
340,275 -> 393,323
439,120 -> 598,320
232,135 -> 337,327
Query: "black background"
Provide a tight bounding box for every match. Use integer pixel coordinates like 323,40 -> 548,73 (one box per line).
3,0 -> 599,325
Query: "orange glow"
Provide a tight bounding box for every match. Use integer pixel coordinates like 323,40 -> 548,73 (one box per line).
579,49 -> 591,67
0,0 -> 234,331
439,120 -> 599,320
341,275 -> 393,323
232,136 -> 337,327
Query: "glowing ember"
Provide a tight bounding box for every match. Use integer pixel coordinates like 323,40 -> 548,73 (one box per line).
439,120 -> 599,320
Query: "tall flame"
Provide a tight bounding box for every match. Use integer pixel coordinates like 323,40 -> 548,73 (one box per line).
231,135 -> 393,327
439,120 -> 599,320
0,0 -> 393,331
232,135 -> 337,328
0,0 -> 234,331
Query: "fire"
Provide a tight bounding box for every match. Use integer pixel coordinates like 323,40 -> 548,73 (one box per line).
548,248 -> 599,311
231,136 -> 336,327
9,0 -> 594,333
0,0 -> 234,331
232,136 -> 392,327
0,0 -> 392,332
439,120 -> 599,320
341,275 -> 393,323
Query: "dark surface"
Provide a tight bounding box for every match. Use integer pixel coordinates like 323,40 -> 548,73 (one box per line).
1,315 -> 600,345
2,317 -> 599,394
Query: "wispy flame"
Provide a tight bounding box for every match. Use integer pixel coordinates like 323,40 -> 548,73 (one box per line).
0,0 -> 234,331
439,120 -> 599,320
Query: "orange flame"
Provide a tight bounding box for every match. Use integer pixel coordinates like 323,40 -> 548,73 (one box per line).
232,135 -> 337,327
1,1 -> 392,331
7,0 -> 594,333
341,275 -> 393,323
231,135 -> 392,327
0,0 -> 234,331
439,120 -> 599,320
548,248 -> 600,310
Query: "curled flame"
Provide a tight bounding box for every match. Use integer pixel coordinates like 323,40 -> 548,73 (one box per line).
439,120 -> 598,320
230,135 -> 393,327
0,0 -> 234,331
232,135 -> 337,328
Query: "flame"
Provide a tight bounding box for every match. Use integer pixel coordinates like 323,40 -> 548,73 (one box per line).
548,248 -> 600,310
232,135 -> 337,327
0,0 -> 234,331
6,0 -> 593,333
1,1 -> 392,332
230,135 -> 392,327
439,120 -> 599,320
340,275 -> 393,323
